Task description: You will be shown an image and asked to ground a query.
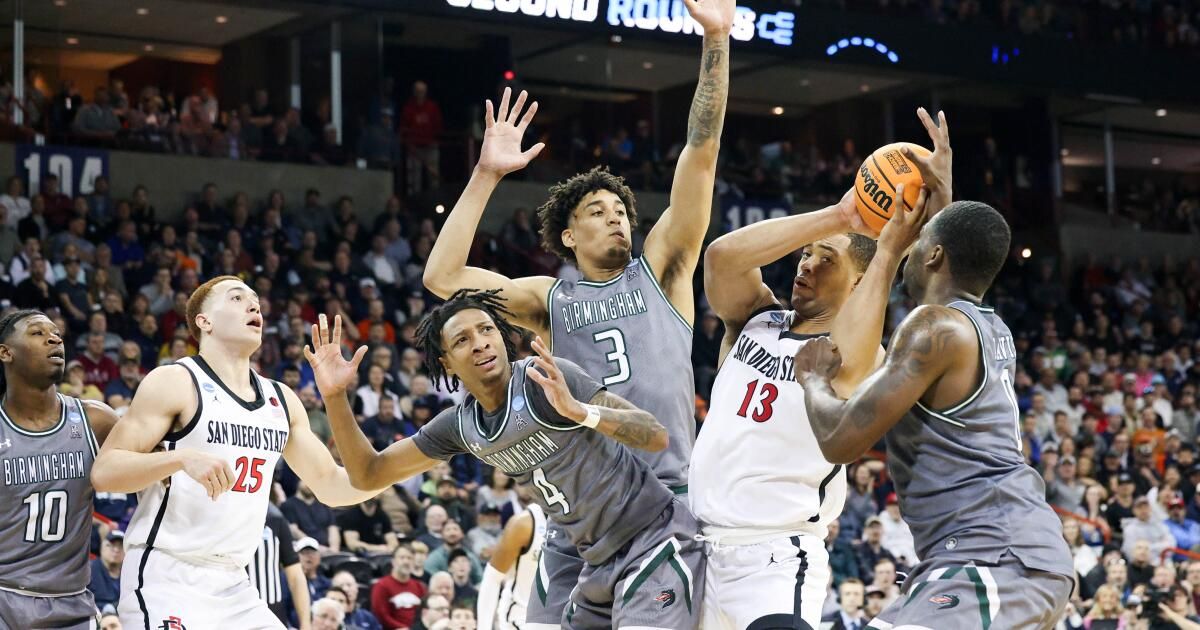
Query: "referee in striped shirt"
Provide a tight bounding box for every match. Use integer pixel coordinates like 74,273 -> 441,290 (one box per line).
250,503 -> 312,628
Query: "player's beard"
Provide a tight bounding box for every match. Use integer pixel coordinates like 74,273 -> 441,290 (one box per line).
602,244 -> 632,266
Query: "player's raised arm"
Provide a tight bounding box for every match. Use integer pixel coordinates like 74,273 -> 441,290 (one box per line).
92,365 -> 235,499
423,88 -> 553,334
525,336 -> 668,452
904,108 -> 953,215
828,184 -> 930,395
642,0 -> 734,320
794,305 -> 974,464
303,314 -> 441,490
704,191 -> 869,363
476,510 -> 533,630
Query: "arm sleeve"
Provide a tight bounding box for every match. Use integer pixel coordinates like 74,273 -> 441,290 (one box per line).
411,407 -> 469,461
273,514 -> 299,567
475,564 -> 506,630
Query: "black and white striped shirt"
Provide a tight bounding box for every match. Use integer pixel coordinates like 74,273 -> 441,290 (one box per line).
249,504 -> 299,621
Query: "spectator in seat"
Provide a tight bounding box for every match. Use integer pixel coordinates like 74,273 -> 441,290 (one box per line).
445,549 -> 478,607
1123,495 -> 1176,564
357,363 -> 400,418
312,597 -> 346,630
282,480 -> 341,552
413,594 -> 450,630
261,118 -> 302,163
862,586 -> 887,624
822,578 -> 867,630
447,604 -> 476,630
827,519 -> 861,586
358,108 -> 400,169
312,123 -> 350,166
55,256 -> 91,330
300,384 -> 334,446
423,520 -> 482,584
877,492 -> 917,568
99,613 -> 122,630
1127,540 -> 1155,587
77,332 -> 118,390
400,81 -> 442,195
338,496 -> 399,556
361,395 -> 409,451
371,544 -> 427,630
854,515 -> 896,583
103,358 -> 143,403
1167,495 -> 1200,556
416,505 -> 448,551
60,359 -> 103,402
14,254 -> 55,311
0,175 -> 31,228
867,559 -> 900,609
331,571 -> 382,630
1046,454 -> 1088,514
296,537 -> 331,601
465,505 -> 502,562
410,541 -> 431,585
87,530 -> 124,614
73,86 -> 121,141
427,572 -> 455,609
428,478 -> 475,532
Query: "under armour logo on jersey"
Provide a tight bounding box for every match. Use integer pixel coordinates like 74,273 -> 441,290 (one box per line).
470,442 -> 483,453
0,438 -> 11,449
557,293 -> 574,301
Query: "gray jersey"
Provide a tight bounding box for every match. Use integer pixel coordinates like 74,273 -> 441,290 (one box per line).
548,257 -> 694,489
886,300 -> 1073,577
413,357 -> 674,564
0,394 -> 99,595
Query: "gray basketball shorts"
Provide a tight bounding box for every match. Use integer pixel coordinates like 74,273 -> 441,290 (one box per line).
0,589 -> 99,630
564,498 -> 705,630
866,552 -> 1072,630
524,524 -> 585,629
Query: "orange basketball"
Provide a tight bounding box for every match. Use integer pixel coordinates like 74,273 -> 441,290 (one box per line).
853,142 -> 932,233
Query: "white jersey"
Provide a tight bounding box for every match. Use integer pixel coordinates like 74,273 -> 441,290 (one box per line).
689,309 -> 846,542
124,356 -> 291,568
498,503 -> 547,628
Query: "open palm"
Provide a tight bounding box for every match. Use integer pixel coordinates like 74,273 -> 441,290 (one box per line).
477,87 -> 545,177
303,313 -> 367,397
683,0 -> 737,34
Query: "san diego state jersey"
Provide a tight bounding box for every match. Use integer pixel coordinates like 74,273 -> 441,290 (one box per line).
124,356 -> 291,568
689,309 -> 846,540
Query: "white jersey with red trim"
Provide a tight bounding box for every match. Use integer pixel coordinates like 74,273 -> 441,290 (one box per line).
123,356 -> 291,568
689,309 -> 846,542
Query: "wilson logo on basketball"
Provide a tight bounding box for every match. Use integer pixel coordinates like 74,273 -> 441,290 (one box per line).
858,164 -> 894,212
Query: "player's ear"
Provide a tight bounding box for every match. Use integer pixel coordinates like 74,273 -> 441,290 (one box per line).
0,343 -> 11,365
195,313 -> 212,335
850,272 -> 865,291
438,355 -> 454,378
560,228 -> 575,251
926,244 -> 945,270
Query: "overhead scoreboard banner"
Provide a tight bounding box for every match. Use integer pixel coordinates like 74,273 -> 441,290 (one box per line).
445,0 -> 796,46
16,144 -> 109,197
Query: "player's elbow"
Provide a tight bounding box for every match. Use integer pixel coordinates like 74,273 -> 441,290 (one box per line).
815,437 -> 858,466
421,264 -> 453,298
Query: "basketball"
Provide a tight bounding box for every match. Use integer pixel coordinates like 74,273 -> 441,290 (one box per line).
853,142 -> 933,233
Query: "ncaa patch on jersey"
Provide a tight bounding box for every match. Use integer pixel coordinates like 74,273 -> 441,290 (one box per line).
512,395 -> 526,412
68,409 -> 82,423
202,382 -> 216,393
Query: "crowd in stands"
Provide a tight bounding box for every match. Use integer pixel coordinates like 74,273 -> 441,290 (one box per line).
0,65 -> 1199,627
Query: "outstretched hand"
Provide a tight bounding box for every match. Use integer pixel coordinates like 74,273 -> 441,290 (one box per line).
477,87 -> 545,177
834,187 -> 877,237
525,336 -> 587,422
683,0 -> 737,35
904,108 -> 952,201
303,313 -> 368,397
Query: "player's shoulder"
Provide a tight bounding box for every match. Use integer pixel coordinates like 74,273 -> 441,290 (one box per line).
893,304 -> 977,350
140,362 -> 194,388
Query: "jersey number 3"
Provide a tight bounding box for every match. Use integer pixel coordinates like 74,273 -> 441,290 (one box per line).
737,380 -> 778,423
592,329 -> 630,386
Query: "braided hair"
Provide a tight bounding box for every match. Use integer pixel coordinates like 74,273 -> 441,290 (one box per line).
416,289 -> 523,393
0,309 -> 46,396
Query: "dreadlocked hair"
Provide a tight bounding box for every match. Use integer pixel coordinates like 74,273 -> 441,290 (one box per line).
536,166 -> 638,262
0,309 -> 46,395
416,289 -> 522,393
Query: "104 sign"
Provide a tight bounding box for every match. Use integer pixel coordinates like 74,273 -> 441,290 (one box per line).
17,144 -> 109,197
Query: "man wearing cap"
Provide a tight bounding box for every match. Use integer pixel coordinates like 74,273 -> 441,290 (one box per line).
446,549 -> 479,606
296,536 -> 331,600
878,493 -> 917,568
1046,452 -> 1087,513
862,585 -> 887,622
465,505 -> 502,561
1122,495 -> 1176,564
854,516 -> 897,583
88,530 -> 125,615
1107,472 -> 1139,537
1166,496 -> 1200,559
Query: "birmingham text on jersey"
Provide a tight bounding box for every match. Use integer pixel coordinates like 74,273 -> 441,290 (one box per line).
3,451 -> 89,486
559,289 -> 649,334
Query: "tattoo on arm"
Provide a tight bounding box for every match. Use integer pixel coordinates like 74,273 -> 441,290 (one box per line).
588,391 -> 668,451
686,37 -> 730,147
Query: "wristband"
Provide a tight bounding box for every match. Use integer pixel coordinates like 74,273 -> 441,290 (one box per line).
579,404 -> 601,429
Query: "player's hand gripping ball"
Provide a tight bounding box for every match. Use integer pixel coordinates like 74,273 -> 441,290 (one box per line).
854,142 -> 932,233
